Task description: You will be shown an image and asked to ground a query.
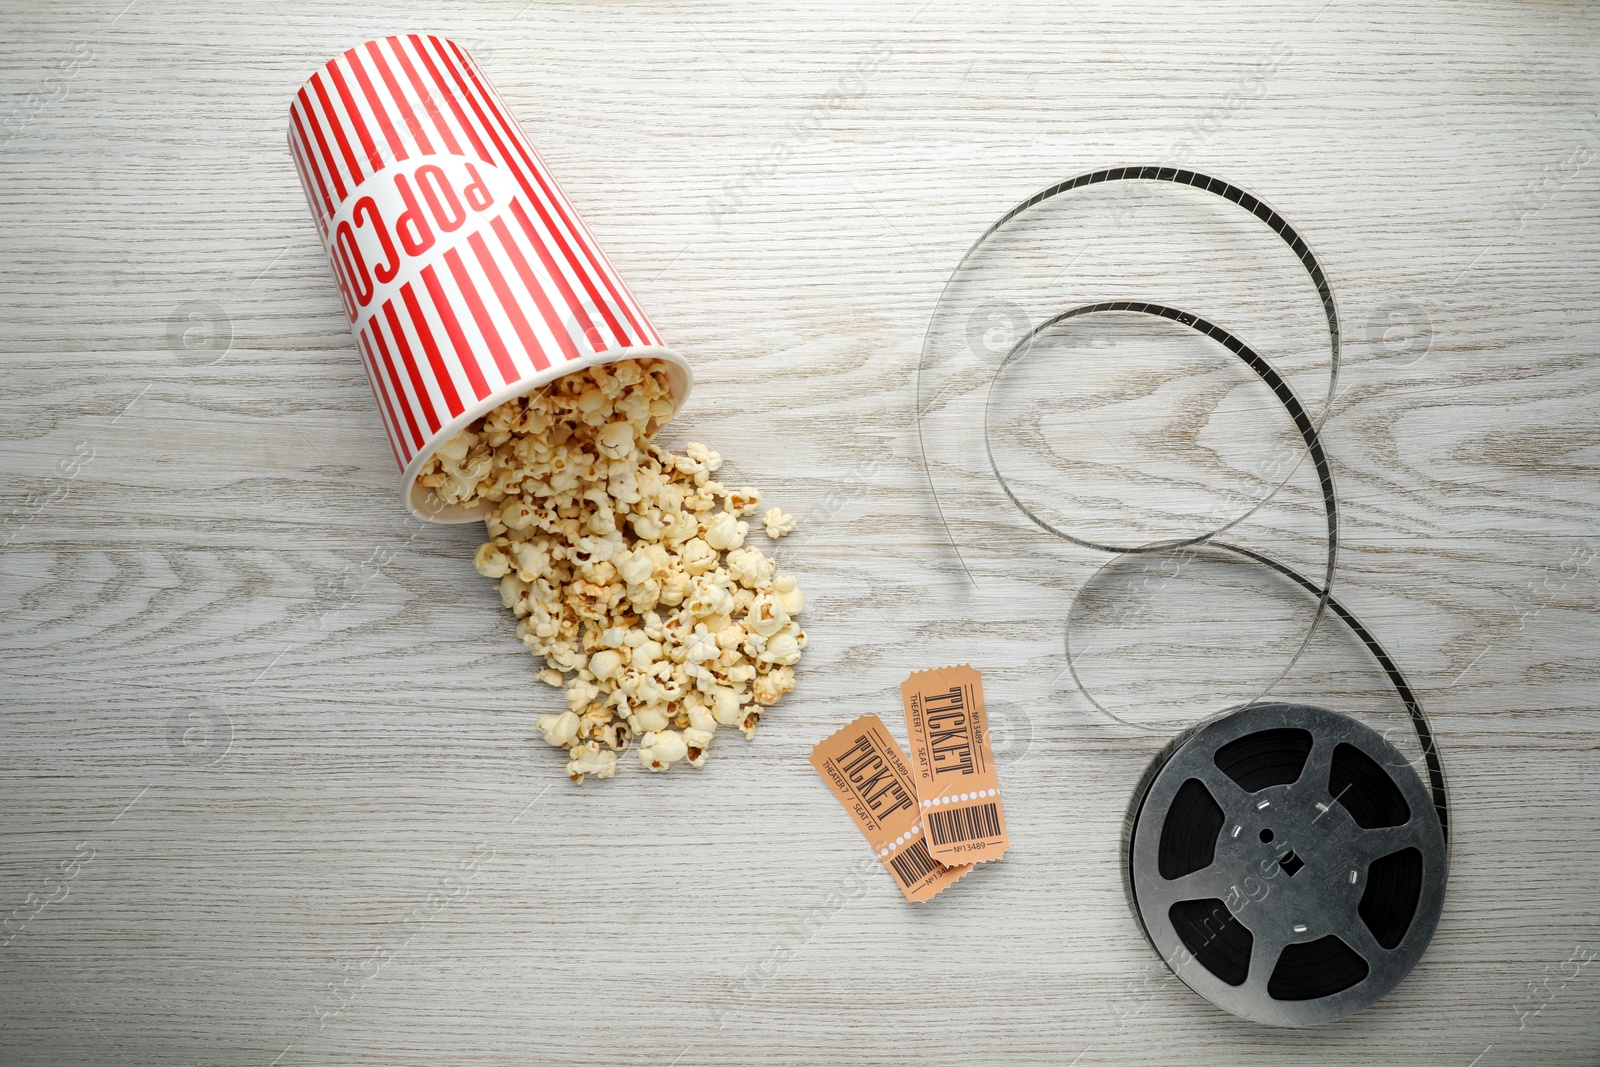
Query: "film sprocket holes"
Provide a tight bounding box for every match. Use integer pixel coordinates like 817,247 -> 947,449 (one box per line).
919,167 -> 1450,1026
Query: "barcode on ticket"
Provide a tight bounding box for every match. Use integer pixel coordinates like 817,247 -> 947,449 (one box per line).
888,837 -> 940,886
927,801 -> 1003,846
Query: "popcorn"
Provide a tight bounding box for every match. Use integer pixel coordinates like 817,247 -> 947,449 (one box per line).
725,547 -> 774,589
724,487 -> 761,517
474,542 -> 511,578
566,741 -> 618,784
773,573 -> 804,616
682,726 -> 714,767
685,442 -> 722,471
639,729 -> 689,771
703,512 -> 748,552
565,679 -> 600,713
536,711 -> 580,748
684,625 -> 720,664
737,706 -> 763,739
763,508 -> 796,539
687,703 -> 718,734
678,538 -> 718,576
596,421 -> 635,459
745,593 -> 789,638
416,358 -> 805,783
631,706 -> 670,734
762,628 -> 803,667
752,665 -> 795,707
589,648 -> 623,682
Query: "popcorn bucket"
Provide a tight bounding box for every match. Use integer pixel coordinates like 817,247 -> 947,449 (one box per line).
287,34 -> 691,522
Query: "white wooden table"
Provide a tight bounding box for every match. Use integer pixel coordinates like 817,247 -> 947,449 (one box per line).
3,1 -> 1599,1063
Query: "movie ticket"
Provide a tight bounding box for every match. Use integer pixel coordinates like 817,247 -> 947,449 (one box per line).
901,665 -> 1009,865
810,715 -> 970,903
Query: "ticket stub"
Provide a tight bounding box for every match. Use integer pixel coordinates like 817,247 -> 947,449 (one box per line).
810,716 -> 970,903
901,665 -> 1009,864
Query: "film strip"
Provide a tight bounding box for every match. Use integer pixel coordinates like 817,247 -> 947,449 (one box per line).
918,167 -> 1451,1025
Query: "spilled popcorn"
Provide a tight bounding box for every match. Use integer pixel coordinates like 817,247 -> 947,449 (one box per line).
417,358 -> 804,783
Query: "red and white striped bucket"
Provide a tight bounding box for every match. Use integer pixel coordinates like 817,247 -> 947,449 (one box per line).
287,34 -> 691,522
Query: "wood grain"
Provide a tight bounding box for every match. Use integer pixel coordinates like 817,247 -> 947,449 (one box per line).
3,1 -> 1599,1064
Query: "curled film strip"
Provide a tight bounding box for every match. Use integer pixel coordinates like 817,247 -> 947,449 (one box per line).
917,166 -> 1449,1025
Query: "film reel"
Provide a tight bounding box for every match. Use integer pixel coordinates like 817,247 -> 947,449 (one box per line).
920,167 -> 1451,1025
1124,702 -> 1447,1027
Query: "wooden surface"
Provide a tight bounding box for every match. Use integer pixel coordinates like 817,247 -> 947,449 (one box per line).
3,1 -> 1600,1064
